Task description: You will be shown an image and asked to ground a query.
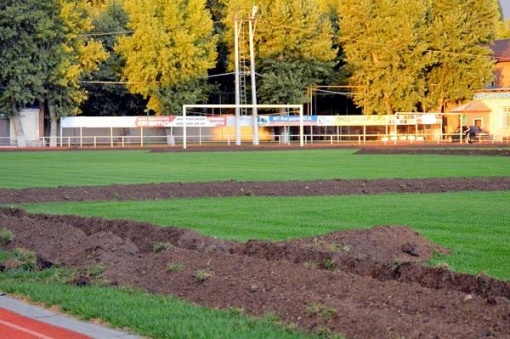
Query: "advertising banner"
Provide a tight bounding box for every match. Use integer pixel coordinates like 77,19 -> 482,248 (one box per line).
135,116 -> 226,127
317,115 -> 391,126
258,115 -> 317,126
315,114 -> 441,126
61,116 -> 226,129
392,113 -> 441,125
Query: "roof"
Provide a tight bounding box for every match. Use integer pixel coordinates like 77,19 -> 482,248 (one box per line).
492,39 -> 510,62
450,100 -> 491,113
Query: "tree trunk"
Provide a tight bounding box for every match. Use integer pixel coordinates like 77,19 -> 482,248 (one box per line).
48,101 -> 58,147
11,103 -> 27,147
38,98 -> 46,146
384,96 -> 394,115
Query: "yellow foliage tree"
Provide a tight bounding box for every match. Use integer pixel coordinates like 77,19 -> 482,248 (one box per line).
226,0 -> 335,62
337,0 -> 498,114
224,0 -> 337,107
497,19 -> 510,39
53,0 -> 107,111
116,0 -> 218,114
46,0 -> 108,146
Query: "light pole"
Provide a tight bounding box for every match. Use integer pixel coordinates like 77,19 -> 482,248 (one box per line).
234,15 -> 241,146
249,6 -> 259,146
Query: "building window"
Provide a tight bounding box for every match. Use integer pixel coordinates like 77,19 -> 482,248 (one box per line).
473,118 -> 483,128
504,107 -> 510,127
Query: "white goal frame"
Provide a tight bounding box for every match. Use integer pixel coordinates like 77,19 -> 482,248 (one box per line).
182,104 -> 304,149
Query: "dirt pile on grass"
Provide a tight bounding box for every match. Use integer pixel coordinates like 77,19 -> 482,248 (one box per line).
1,207 -> 510,338
355,147 -> 510,156
1,177 -> 510,204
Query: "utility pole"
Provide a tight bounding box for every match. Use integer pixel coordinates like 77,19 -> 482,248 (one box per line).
234,15 -> 241,146
234,6 -> 259,146
249,6 -> 259,146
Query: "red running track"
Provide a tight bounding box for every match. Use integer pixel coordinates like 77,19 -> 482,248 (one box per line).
0,308 -> 91,339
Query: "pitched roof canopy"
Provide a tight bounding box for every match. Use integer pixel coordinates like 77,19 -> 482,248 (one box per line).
492,39 -> 510,62
450,100 -> 491,113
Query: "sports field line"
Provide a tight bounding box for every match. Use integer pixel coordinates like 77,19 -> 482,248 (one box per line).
0,308 -> 90,339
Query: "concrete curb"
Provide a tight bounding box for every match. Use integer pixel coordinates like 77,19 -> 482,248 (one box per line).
0,292 -> 141,338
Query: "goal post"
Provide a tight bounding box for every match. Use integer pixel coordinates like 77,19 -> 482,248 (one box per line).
182,104 -> 304,149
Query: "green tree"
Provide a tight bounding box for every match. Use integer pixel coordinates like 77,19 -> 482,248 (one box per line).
81,0 -> 147,116
338,0 -> 431,115
0,1 -> 60,146
205,0 -> 231,102
225,0 -> 337,109
116,0 -> 218,115
0,0 -> 106,147
45,0 -> 107,146
257,59 -> 334,105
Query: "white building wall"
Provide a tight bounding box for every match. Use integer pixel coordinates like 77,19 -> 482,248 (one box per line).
10,108 -> 40,146
475,92 -> 510,141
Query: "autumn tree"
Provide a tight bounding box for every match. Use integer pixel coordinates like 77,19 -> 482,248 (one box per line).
496,20 -> 510,39
45,0 -> 107,146
338,0 -> 431,115
116,0 -> 218,115
81,0 -> 147,116
421,0 -> 499,112
338,0 -> 499,115
225,0 -> 337,108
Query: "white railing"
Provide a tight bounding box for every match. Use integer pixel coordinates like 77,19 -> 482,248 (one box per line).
1,132 -> 507,149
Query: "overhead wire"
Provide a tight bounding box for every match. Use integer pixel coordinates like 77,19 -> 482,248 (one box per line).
80,72 -> 237,85
79,20 -> 495,59
77,13 -> 498,87
81,30 -> 133,37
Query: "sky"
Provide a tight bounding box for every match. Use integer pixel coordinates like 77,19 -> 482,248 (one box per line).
502,0 -> 510,19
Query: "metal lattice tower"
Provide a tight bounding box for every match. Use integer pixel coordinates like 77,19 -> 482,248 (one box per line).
234,7 -> 259,145
238,23 -> 249,116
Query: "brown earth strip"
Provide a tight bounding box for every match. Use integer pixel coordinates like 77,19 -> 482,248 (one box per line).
1,177 -> 509,204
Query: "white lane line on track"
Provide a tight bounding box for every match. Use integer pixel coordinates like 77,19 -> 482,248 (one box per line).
0,318 -> 55,339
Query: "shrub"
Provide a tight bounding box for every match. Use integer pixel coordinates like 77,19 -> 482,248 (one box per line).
153,242 -> 173,253
0,228 -> 14,245
323,259 -> 335,270
306,303 -> 337,318
11,247 -> 37,272
83,264 -> 105,278
167,262 -> 183,273
194,270 -> 211,282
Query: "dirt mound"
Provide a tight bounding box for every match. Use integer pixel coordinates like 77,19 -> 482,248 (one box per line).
1,177 -> 510,204
1,207 -> 509,338
355,147 -> 510,156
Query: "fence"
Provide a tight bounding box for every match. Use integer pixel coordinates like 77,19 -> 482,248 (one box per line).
2,130 -> 505,149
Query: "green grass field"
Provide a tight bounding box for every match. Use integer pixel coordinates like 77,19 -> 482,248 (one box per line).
0,270 -> 314,339
1,149 -> 509,188
1,148 -> 509,338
